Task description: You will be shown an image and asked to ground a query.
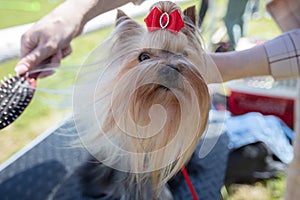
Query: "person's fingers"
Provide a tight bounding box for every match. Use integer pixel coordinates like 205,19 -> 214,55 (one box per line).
15,32 -> 39,75
15,43 -> 58,75
62,45 -> 72,58
38,70 -> 55,79
20,31 -> 39,57
14,64 -> 30,75
50,50 -> 62,67
37,51 -> 62,79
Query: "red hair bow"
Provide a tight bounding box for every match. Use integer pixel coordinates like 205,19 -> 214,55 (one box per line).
144,7 -> 184,34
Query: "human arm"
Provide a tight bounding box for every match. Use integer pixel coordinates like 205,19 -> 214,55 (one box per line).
267,0 -> 300,32
208,0 -> 300,83
210,28 -> 300,83
15,0 -> 143,77
210,45 -> 269,82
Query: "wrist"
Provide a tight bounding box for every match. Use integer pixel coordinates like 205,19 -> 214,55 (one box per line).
64,1 -> 90,37
63,0 -> 145,33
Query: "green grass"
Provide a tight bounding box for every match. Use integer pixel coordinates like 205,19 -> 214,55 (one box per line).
0,0 -> 286,199
223,173 -> 286,200
0,0 -> 64,29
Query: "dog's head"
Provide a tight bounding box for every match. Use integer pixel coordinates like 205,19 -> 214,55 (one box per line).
75,1 -> 210,194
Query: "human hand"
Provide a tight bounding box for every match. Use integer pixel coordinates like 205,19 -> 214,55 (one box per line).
15,2 -> 83,78
14,0 -> 146,78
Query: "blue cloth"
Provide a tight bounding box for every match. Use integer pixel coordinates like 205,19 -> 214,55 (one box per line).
225,112 -> 294,164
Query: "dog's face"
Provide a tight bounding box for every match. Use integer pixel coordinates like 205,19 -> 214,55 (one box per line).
76,1 -> 210,193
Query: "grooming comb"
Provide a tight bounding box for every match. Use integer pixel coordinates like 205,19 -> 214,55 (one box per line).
0,74 -> 37,130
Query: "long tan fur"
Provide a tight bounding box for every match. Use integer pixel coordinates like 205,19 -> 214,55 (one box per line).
73,1 -> 210,197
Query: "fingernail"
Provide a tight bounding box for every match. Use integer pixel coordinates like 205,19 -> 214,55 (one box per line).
14,64 -> 29,75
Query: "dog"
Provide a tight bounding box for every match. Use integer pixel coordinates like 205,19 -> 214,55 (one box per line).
73,1 -> 211,199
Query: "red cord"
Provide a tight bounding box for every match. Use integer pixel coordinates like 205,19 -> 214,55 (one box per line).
181,166 -> 199,200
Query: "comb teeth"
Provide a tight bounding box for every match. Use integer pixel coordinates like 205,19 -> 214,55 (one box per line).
0,74 -> 36,130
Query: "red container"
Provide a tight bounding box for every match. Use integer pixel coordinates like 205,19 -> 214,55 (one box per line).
229,91 -> 294,128
227,79 -> 297,128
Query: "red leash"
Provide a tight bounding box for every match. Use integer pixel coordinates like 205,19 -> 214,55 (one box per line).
181,166 -> 199,200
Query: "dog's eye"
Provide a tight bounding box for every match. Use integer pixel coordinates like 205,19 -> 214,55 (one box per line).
138,53 -> 150,62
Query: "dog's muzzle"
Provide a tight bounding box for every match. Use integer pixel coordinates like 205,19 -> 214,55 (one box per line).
158,65 -> 180,89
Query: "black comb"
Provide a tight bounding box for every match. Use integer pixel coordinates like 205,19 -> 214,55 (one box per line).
0,74 -> 37,130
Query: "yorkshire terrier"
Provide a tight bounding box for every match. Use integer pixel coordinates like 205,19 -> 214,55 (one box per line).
73,1 -> 212,199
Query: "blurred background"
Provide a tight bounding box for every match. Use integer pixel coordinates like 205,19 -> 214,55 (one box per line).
0,0 -> 289,199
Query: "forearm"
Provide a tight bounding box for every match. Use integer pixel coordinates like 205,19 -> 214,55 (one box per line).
62,0 -> 142,36
41,0 -> 140,39
210,45 -> 269,82
76,0 -> 141,25
210,28 -> 300,82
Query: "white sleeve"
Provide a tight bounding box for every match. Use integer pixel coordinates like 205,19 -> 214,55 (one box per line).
263,29 -> 300,79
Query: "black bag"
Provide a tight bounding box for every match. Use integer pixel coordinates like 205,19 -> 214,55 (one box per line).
225,142 -> 286,184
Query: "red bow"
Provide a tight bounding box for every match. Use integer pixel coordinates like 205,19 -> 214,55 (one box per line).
144,7 -> 184,34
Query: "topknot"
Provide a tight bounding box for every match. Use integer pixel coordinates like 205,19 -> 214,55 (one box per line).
150,1 -> 182,14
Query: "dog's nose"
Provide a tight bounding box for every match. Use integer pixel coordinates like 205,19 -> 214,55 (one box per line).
167,65 -> 179,72
158,65 -> 179,88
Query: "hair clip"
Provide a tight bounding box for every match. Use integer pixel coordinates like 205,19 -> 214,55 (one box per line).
144,7 -> 184,34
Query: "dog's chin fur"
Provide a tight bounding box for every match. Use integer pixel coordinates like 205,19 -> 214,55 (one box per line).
75,1 -> 210,198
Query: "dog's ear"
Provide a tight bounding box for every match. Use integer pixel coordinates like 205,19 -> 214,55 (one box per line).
116,9 -> 130,26
183,5 -> 197,26
116,9 -> 141,29
114,9 -> 143,44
